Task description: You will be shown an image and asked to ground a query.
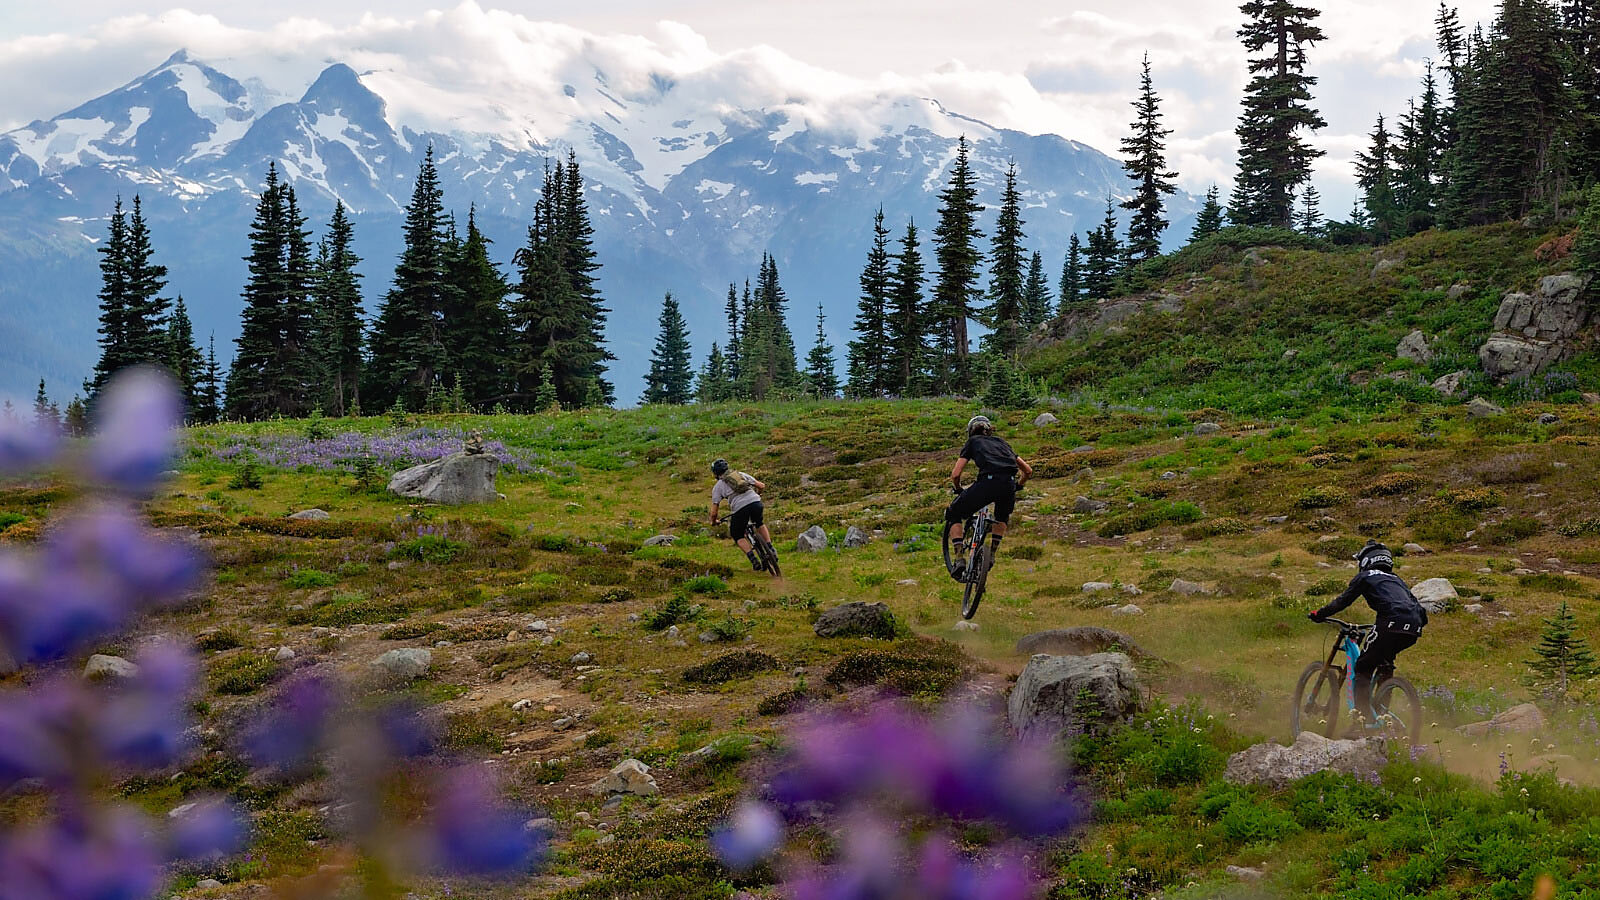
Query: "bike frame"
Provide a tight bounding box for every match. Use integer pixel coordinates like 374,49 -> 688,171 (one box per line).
1322,618 -> 1376,717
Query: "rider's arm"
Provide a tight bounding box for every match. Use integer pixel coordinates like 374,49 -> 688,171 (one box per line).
1015,456 -> 1033,486
950,457 -> 968,489
1312,575 -> 1365,620
709,501 -> 720,524
751,478 -> 766,491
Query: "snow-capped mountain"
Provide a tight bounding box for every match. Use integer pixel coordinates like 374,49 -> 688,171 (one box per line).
0,49 -> 1195,404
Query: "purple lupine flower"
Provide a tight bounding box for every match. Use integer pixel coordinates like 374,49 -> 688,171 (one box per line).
243,673 -> 337,772
0,413 -> 59,476
167,796 -> 248,862
375,698 -> 437,760
710,800 -> 785,871
423,767 -> 545,876
97,642 -> 198,770
87,368 -> 182,492
0,805 -> 163,900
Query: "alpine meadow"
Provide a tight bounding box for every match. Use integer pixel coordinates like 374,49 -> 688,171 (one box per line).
9,2 -> 1600,899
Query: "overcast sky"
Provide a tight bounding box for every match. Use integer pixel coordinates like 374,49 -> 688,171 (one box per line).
2,1 -> 1499,213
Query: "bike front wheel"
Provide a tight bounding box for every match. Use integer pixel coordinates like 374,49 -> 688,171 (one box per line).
1291,662 -> 1343,739
960,544 -> 989,620
756,535 -> 781,578
1373,675 -> 1423,747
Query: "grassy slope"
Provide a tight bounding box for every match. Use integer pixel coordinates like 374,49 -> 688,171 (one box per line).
1024,224 -> 1597,414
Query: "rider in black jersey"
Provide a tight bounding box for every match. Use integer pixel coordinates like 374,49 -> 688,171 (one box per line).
1309,540 -> 1428,725
945,415 -> 1032,579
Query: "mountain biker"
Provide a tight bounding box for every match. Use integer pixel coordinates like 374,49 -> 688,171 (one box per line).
1308,540 -> 1427,728
946,415 -> 1033,580
709,459 -> 772,571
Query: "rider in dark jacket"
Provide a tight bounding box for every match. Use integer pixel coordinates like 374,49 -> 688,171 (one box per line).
1308,540 -> 1427,725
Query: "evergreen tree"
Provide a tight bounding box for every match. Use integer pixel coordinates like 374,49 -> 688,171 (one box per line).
366,148 -> 459,412
846,208 -> 892,397
1355,114 -> 1400,241
641,292 -> 694,405
724,283 -> 743,389
1082,201 -> 1123,299
533,363 -> 558,413
63,397 -> 89,436
1120,53 -> 1179,261
1294,184 -> 1323,234
89,195 -> 171,396
1022,251 -> 1053,329
165,296 -> 205,418
697,342 -> 732,403
33,380 -> 57,432
1190,185 -> 1227,243
984,163 -> 1028,358
1394,67 -> 1444,233
805,304 -> 840,398
1527,601 -> 1598,700
1564,0 -> 1600,181
309,201 -> 364,416
1059,233 -> 1084,311
930,136 -> 986,393
1437,2 -> 1467,95
443,206 -> 511,410
1231,0 -> 1328,228
554,152 -> 615,406
739,254 -> 799,399
226,165 -> 315,419
196,335 -> 222,425
1575,184 -> 1600,277
883,221 -> 929,397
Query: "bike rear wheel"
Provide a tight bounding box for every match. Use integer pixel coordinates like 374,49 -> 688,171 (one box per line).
1291,662 -> 1343,739
959,521 -> 990,620
1373,675 -> 1422,747
757,535 -> 781,578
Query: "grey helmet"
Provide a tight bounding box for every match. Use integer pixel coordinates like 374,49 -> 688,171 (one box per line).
967,415 -> 993,436
711,458 -> 730,477
1354,540 -> 1394,571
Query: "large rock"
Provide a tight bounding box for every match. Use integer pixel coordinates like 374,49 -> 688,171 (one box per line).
642,534 -> 676,547
843,526 -> 870,548
1478,273 -> 1594,382
1431,370 -> 1471,398
1015,627 -> 1153,660
1396,329 -> 1434,363
1411,577 -> 1458,614
795,526 -> 829,553
1466,396 -> 1505,418
373,648 -> 433,680
1193,422 -> 1221,435
1073,495 -> 1109,514
1170,578 -> 1212,595
84,654 -> 139,680
589,759 -> 658,796
1034,412 -> 1059,427
387,452 -> 499,504
1008,653 -> 1141,738
288,508 -> 330,521
813,601 -> 896,639
1458,702 -> 1546,736
1225,732 -> 1387,789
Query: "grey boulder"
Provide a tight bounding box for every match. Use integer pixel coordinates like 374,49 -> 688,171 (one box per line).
1478,273 -> 1594,382
1008,652 -> 1141,738
387,452 -> 499,504
1396,329 -> 1434,363
1034,412 -> 1059,427
844,526 -> 870,548
84,654 -> 139,680
1073,495 -> 1109,514
642,534 -> 676,547
1170,578 -> 1212,595
1411,577 -> 1458,614
1431,370 -> 1471,398
1193,422 -> 1221,435
796,525 -> 829,552
1466,397 -> 1505,418
288,508 -> 330,520
1458,702 -> 1546,736
373,648 -> 433,680
1014,626 -> 1152,660
589,759 -> 658,796
1224,732 -> 1387,789
813,601 -> 896,639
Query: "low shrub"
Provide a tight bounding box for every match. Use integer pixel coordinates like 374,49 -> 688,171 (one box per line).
1182,517 -> 1248,540
1479,516 -> 1543,545
194,627 -> 245,652
208,653 -> 281,695
1558,517 -> 1600,537
292,592 -> 411,626
380,622 -> 444,640
1473,453 -> 1546,485
698,615 -> 752,642
1295,485 -> 1349,509
238,517 -> 383,539
391,534 -> 466,563
1442,486 -> 1504,511
1368,472 -> 1423,496
1009,544 -> 1044,560
598,587 -> 635,603
642,593 -> 702,631
683,574 -> 728,594
757,689 -> 809,716
1518,573 -> 1587,594
825,639 -> 970,697
683,650 -> 780,685
284,568 -> 338,589
1098,501 -> 1205,537
1304,577 -> 1348,596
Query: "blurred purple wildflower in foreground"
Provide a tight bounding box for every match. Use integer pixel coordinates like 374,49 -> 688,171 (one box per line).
714,699 -> 1080,899
0,369 -> 543,898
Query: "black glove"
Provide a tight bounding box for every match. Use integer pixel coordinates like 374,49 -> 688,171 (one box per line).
1307,611 -> 1324,623
951,485 -> 963,496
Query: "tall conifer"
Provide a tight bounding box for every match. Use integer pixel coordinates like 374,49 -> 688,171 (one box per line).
985,163 -> 1027,358
1231,1 -> 1328,228
1059,233 -> 1084,311
310,201 -> 364,416
805,304 -> 840,398
445,207 -> 511,410
846,208 -> 892,397
1120,54 -> 1179,260
1022,251 -> 1053,328
166,296 -> 204,417
1190,186 -> 1227,243
641,292 -> 693,405
930,136 -> 986,393
227,165 -> 314,419
884,221 -> 928,397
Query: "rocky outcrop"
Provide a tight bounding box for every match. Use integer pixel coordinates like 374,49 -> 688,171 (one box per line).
590,759 -> 658,796
387,452 -> 499,504
1396,329 -> 1434,363
844,526 -> 870,548
813,601 -> 897,639
1431,370 -> 1471,398
1024,292 -> 1185,350
1478,273 -> 1594,382
1007,653 -> 1141,738
1225,732 -> 1388,788
1015,627 -> 1153,660
288,508 -> 330,520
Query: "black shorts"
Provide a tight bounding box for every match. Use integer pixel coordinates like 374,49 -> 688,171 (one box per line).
945,473 -> 1017,525
729,501 -> 765,541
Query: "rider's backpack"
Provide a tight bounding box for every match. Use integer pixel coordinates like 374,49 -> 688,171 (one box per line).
720,471 -> 755,495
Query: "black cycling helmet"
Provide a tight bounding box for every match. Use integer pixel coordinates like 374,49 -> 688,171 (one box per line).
967,415 -> 993,436
1354,540 -> 1394,571
711,458 -> 730,477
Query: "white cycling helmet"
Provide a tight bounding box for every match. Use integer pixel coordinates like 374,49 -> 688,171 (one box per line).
967,415 -> 993,436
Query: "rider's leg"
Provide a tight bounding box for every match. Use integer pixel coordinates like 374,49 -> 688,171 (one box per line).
1353,631 -> 1416,722
989,483 -> 1017,552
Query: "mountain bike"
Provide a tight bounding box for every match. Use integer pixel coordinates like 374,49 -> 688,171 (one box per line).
1291,617 -> 1422,746
748,526 -> 781,578
942,484 -> 1016,620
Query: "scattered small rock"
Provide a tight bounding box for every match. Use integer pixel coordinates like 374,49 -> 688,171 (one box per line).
1466,396 -> 1505,418
1464,604 -> 1484,614
273,646 -> 296,662
1431,370 -> 1471,398
795,525 -> 829,553
506,631 -> 520,642
1265,515 -> 1289,524
1402,542 -> 1428,555
373,648 -> 432,680
1170,578 -> 1211,596
1033,412 -> 1059,427
589,759 -> 658,796
952,620 -> 980,632
1160,471 -> 1178,480
1539,413 -> 1560,425
529,620 -> 549,632
1544,557 -> 1563,568
1396,329 -> 1434,363
1073,495 -> 1109,514
288,508 -> 330,521
523,817 -> 555,834
1120,584 -> 1143,596
1111,604 -> 1143,616
643,534 -> 676,547
570,651 -> 593,665
195,878 -> 224,890
511,699 -> 533,711
896,578 -> 919,586
1082,582 -> 1114,593
1193,422 -> 1221,435
84,654 -> 139,680
1226,866 -> 1264,881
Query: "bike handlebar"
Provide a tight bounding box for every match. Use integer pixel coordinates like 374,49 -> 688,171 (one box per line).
1317,617 -> 1372,631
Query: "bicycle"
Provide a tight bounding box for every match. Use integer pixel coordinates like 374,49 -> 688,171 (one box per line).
716,515 -> 781,578
942,482 -> 1017,620
1291,617 -> 1423,746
